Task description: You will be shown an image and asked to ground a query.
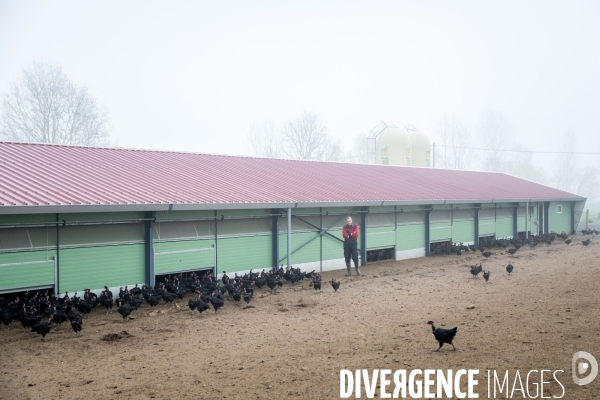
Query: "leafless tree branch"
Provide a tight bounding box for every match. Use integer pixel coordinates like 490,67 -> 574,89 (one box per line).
0,61 -> 111,146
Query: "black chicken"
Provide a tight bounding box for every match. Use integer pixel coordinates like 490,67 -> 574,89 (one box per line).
243,288 -> 252,305
188,298 -> 198,314
506,263 -> 514,275
303,270 -> 315,279
131,284 -> 142,296
70,314 -> 83,337
482,252 -> 493,258
288,274 -> 300,286
470,264 -> 482,278
507,248 -> 517,255
209,292 -> 224,314
232,288 -> 242,305
76,300 -> 93,318
52,308 -> 68,329
145,294 -> 161,308
101,297 -> 113,314
312,275 -> 322,292
582,239 -> 591,246
0,310 -> 12,330
196,297 -> 210,317
128,296 -> 142,311
427,320 -> 457,352
21,309 -> 41,333
32,315 -> 54,342
331,280 -> 340,292
266,277 -> 278,294
161,291 -> 176,306
117,300 -> 133,322
189,294 -> 210,316
483,270 -> 490,282
564,239 -> 572,245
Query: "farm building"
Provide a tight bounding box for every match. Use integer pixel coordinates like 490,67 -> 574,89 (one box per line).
0,142 -> 585,296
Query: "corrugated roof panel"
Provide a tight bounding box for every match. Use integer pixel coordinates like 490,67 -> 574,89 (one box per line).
0,141 -> 583,210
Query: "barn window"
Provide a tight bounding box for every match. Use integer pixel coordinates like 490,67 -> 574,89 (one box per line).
556,205 -> 562,214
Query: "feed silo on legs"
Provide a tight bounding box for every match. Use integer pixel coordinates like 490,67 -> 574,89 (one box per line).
375,126 -> 412,166
406,126 -> 432,167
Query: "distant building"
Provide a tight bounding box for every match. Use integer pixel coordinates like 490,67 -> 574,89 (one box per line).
0,142 -> 585,296
370,124 -> 431,167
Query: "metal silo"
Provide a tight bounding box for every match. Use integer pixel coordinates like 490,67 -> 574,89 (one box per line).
375,126 -> 412,166
406,126 -> 432,167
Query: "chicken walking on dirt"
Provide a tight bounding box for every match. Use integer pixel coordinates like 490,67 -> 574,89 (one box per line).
506,263 -> 514,275
470,264 -> 482,278
330,279 -> 340,292
427,320 -> 458,352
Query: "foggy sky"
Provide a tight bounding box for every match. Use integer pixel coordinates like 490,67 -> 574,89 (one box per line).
1,1 -> 599,159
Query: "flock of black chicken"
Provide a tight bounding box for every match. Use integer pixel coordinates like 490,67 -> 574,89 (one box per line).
430,230 -> 592,257
428,230 -> 594,351
2,230 -> 594,352
461,231 -> 593,284
0,266 -> 342,342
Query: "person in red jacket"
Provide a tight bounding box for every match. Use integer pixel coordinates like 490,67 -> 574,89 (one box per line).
342,216 -> 360,276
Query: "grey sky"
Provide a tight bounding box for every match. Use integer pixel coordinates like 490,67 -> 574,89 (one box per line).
1,0 -> 599,158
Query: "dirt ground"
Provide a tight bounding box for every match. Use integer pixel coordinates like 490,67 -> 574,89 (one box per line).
2,236 -> 599,400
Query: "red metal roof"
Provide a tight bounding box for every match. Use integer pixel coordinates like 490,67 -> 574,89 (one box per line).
0,141 -> 583,212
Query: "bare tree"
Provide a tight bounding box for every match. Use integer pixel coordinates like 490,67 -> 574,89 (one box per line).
436,116 -> 476,170
477,110 -> 513,172
342,132 -> 369,164
575,165 -> 599,200
0,62 -> 111,146
282,111 -> 341,161
246,120 -> 284,158
510,145 -> 547,183
553,129 -> 577,192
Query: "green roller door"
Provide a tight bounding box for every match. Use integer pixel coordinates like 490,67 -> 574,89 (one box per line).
397,224 -> 425,250
496,207 -> 514,238
548,202 -> 572,233
218,235 -> 272,273
154,220 -> 216,274
59,244 -> 145,294
155,239 -> 215,274
0,258 -> 55,294
0,224 -> 57,293
479,206 -> 495,236
366,212 -> 395,249
430,209 -> 452,242
452,209 -> 475,243
397,211 -> 426,250
216,217 -> 272,273
58,223 -> 145,293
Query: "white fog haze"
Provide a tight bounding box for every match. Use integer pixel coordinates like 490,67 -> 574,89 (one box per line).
1,1 -> 599,205
2,4 -> 600,397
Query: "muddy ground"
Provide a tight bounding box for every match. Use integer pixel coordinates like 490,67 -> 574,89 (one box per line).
2,236 -> 599,399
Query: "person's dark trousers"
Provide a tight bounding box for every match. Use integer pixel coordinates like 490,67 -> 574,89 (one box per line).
344,240 -> 360,275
